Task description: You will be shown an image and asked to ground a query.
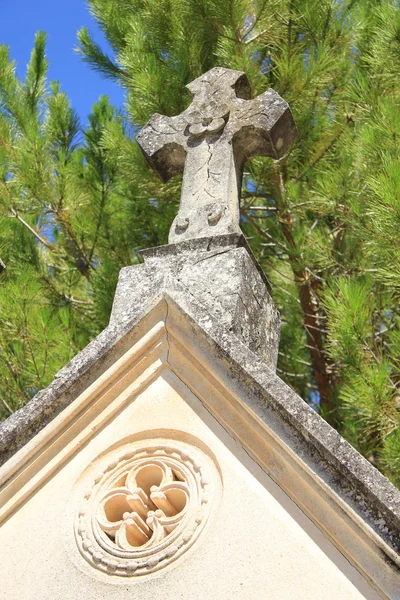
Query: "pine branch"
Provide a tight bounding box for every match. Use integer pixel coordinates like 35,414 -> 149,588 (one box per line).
277,368 -> 308,378
292,127 -> 346,183
241,208 -> 291,253
0,350 -> 30,400
245,28 -> 271,45
0,395 -> 13,415
76,28 -> 128,81
260,258 -> 297,282
192,0 -> 238,42
52,207 -> 92,278
247,205 -> 278,211
88,180 -> 108,263
10,208 -> 53,249
41,334 -> 48,379
242,0 -> 268,39
242,191 -> 270,199
63,295 -> 93,306
22,297 -> 41,381
279,351 -> 312,367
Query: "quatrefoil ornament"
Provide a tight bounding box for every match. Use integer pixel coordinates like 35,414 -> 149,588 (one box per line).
97,460 -> 190,550
75,440 -> 215,577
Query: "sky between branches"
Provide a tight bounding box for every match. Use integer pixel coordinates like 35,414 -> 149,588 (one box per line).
0,0 -> 124,123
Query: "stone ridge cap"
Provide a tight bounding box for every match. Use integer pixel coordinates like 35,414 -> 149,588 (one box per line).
162,292 -> 400,527
0,295 -> 166,467
0,284 -> 399,555
140,233 -> 272,294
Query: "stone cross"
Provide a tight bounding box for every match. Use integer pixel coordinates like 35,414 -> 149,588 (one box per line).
137,67 -> 297,243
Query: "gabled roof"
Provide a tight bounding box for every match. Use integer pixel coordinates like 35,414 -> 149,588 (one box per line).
1,235 -> 399,597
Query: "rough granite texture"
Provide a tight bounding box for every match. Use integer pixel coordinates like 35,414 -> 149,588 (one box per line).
1,234 -> 400,567
136,67 -> 297,244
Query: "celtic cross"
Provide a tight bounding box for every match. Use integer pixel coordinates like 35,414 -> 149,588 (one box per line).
137,67 -> 297,243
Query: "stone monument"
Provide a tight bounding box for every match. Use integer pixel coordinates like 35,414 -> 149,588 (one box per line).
0,67 -> 399,600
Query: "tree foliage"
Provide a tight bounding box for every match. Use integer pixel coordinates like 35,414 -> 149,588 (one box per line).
1,0 -> 400,486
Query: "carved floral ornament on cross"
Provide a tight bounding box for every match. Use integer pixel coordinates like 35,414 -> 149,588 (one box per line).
75,439 -> 216,577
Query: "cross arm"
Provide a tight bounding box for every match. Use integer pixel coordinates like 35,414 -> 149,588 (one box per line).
136,113 -> 187,183
228,89 -> 297,167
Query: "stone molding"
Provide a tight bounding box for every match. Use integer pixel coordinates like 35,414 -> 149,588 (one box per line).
0,242 -> 400,595
75,439 -> 214,576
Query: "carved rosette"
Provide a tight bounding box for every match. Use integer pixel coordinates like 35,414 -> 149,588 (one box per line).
75,440 -> 214,576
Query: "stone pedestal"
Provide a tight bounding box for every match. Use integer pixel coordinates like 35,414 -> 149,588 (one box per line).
111,234 -> 280,369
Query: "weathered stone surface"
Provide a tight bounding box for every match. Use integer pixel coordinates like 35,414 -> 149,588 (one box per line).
136,67 -> 297,243
110,234 -> 281,367
1,257 -> 400,572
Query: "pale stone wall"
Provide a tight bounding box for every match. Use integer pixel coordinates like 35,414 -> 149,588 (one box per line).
1,368 -> 380,599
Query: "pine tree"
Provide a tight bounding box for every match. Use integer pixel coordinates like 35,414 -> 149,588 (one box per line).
1,0 -> 400,486
0,31 -> 173,416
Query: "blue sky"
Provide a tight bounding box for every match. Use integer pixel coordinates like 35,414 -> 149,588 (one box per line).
0,0 -> 125,125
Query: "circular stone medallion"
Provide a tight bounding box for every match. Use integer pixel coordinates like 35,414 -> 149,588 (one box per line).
75,439 -> 214,576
